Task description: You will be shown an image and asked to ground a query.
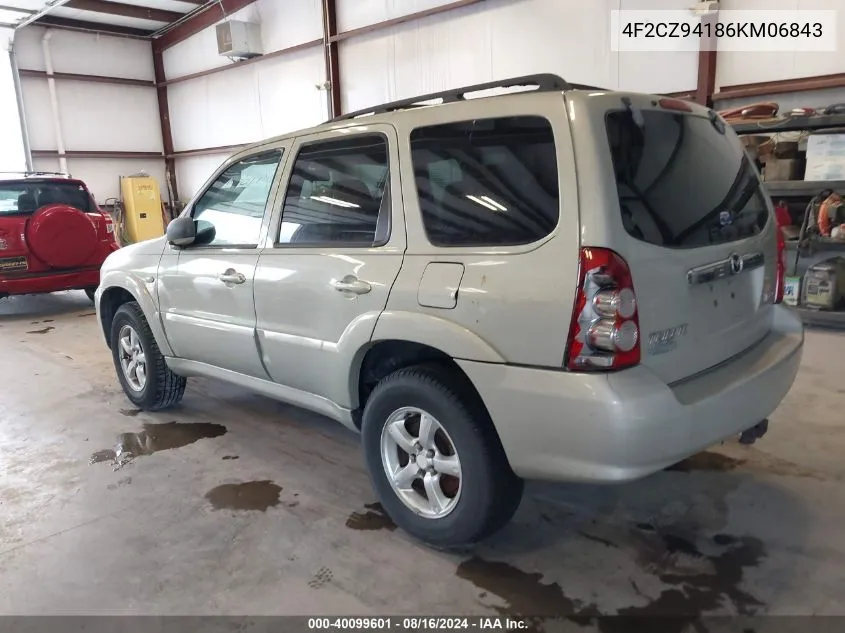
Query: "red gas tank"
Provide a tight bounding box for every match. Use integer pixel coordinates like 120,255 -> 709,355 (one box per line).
26,203 -> 99,269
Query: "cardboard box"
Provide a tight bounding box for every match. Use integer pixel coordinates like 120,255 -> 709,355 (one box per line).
805,133 -> 845,181
764,157 -> 804,181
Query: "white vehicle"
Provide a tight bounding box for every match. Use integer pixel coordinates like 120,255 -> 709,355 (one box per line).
96,75 -> 804,548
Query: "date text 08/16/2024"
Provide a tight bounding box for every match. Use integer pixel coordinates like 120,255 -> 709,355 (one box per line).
307,618 -> 530,631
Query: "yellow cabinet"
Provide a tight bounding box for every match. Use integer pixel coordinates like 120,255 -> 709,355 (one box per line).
120,176 -> 164,243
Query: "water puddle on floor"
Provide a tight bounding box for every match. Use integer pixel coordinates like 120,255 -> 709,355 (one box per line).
455,525 -> 766,631
345,502 -> 396,531
204,481 -> 282,511
89,421 -> 227,470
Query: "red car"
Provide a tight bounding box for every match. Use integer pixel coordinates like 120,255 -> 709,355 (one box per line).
0,173 -> 120,302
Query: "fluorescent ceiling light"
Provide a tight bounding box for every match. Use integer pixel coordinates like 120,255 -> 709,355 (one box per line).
311,195 -> 360,208
480,195 -> 507,211
467,195 -> 506,212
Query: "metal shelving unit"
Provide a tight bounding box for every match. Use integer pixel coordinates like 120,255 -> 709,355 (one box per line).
731,114 -> 845,329
730,113 -> 845,135
763,180 -> 845,198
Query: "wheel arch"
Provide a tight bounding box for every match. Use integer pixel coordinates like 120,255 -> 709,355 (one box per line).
350,339 -> 509,469
98,275 -> 173,356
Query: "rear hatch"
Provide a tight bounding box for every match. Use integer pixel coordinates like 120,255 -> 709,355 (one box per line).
0,178 -> 113,274
581,93 -> 777,384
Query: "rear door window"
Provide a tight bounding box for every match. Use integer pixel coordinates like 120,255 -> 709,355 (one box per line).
277,135 -> 390,247
605,109 -> 769,248
410,116 -> 559,247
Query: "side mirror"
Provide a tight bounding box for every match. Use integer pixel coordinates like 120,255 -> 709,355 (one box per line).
166,216 -> 197,246
166,217 -> 216,247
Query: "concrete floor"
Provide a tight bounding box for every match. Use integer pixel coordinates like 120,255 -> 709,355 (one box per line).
2,291 -> 845,623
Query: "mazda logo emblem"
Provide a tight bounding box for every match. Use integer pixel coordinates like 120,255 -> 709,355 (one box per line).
730,253 -> 743,275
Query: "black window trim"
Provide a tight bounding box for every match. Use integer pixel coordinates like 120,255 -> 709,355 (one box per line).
408,114 -> 561,249
186,148 -> 284,250
272,132 -> 394,250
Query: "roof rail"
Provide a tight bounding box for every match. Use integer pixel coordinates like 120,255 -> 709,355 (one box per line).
332,73 -> 586,122
0,171 -> 72,178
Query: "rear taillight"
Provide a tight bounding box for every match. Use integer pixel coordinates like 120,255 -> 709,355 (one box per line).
565,247 -> 641,371
775,226 -> 785,304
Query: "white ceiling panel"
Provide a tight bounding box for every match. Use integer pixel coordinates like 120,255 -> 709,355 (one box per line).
0,0 -> 200,35
50,6 -> 168,29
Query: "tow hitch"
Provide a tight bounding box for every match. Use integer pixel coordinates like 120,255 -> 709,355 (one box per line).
739,419 -> 769,445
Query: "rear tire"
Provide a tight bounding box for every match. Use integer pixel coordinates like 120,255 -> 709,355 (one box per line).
361,364 -> 523,548
84,287 -> 96,303
110,301 -> 186,411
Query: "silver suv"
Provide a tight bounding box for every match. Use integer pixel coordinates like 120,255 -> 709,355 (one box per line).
96,75 -> 804,547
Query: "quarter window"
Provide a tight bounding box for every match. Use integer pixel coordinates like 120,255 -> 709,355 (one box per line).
410,116 -> 560,247
193,150 -> 283,247
278,136 -> 390,247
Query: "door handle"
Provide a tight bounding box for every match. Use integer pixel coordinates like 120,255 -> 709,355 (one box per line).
218,269 -> 246,285
332,276 -> 371,295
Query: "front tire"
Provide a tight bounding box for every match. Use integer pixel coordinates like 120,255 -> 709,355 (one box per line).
110,301 -> 186,410
361,365 -> 523,548
84,287 -> 96,303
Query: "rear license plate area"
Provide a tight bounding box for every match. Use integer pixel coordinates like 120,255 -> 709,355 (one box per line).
0,256 -> 28,273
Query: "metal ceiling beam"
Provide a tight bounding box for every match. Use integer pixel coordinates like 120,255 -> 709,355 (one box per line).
153,0 -> 260,51
16,0 -> 73,29
35,14 -> 154,37
65,0 -> 184,23
321,0 -> 341,118
153,47 -> 179,204
694,11 -> 718,107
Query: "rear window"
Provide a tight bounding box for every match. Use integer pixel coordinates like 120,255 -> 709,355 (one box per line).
606,109 -> 769,248
410,116 -> 559,247
0,181 -> 92,216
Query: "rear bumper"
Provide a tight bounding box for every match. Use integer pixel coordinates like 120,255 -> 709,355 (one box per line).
458,306 -> 804,483
0,268 -> 100,296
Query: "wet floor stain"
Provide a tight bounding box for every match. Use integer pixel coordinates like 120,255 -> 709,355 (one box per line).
204,481 -> 282,511
107,476 -> 132,490
345,502 -> 396,532
26,326 -> 54,335
668,452 -> 745,473
456,526 -> 765,632
669,449 -> 828,481
607,533 -> 766,632
89,421 -> 227,470
457,557 -> 599,626
577,531 -> 619,549
29,319 -> 54,325
222,455 -> 240,460
78,312 -> 97,317
119,408 -> 141,417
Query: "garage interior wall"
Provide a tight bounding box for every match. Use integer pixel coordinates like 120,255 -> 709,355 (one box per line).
714,0 -> 845,112
162,0 -> 700,200
1,28 -> 26,172
13,26 -> 165,204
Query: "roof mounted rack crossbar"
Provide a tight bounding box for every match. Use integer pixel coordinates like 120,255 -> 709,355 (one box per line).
0,171 -> 73,178
333,73 -> 598,122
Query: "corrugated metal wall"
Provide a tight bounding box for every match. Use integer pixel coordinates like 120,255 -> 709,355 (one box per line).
13,26 -> 166,202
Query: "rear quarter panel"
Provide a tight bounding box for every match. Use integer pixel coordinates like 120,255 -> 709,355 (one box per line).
377,92 -> 580,367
